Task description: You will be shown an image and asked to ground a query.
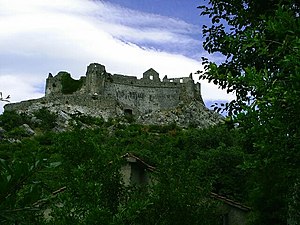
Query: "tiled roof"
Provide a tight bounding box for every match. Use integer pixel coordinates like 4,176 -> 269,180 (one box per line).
122,153 -> 156,172
211,192 -> 251,211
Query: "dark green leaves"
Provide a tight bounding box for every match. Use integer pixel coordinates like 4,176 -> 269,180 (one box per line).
198,0 -> 300,224
59,72 -> 83,95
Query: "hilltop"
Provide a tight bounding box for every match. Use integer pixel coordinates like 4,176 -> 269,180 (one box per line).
4,63 -> 222,131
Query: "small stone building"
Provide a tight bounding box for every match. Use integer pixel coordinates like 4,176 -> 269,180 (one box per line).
211,193 -> 251,225
121,153 -> 250,225
121,153 -> 155,186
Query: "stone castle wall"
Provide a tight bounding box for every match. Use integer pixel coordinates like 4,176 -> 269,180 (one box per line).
105,83 -> 182,114
5,63 -> 204,118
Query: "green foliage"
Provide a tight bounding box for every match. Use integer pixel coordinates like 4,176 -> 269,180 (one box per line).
0,121 -> 248,224
59,72 -> 83,94
124,113 -> 135,123
7,127 -> 30,138
33,108 -> 57,131
0,157 -> 61,224
198,0 -> 300,223
71,114 -> 105,127
0,108 -> 57,136
0,111 -> 31,131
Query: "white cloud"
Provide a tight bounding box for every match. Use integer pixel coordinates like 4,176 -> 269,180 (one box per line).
0,0 -> 234,113
0,74 -> 44,112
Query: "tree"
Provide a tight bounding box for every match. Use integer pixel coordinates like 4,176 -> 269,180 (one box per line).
198,0 -> 300,224
0,158 -> 62,224
0,107 -> 248,224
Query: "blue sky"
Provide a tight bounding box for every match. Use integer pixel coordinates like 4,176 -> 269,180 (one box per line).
104,0 -> 202,25
0,0 -> 234,113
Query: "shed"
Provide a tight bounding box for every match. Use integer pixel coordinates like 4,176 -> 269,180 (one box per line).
120,153 -> 250,225
211,192 -> 251,225
121,153 -> 155,186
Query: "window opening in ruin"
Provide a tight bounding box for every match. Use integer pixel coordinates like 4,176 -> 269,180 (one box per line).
131,163 -> 147,185
170,79 -> 174,82
180,79 -> 183,83
150,75 -> 153,80
222,213 -> 229,225
52,83 -> 56,87
124,109 -> 134,123
66,101 -> 69,104
124,109 -> 133,116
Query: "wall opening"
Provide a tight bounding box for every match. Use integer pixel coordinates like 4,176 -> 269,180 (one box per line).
150,75 -> 153,80
222,213 -> 229,225
124,109 -> 134,123
170,79 -> 174,82
180,79 -> 183,83
124,109 -> 133,116
131,164 -> 147,185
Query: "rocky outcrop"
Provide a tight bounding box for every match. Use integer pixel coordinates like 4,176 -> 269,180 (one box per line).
137,100 -> 222,128
19,124 -> 35,136
0,127 -> 6,140
7,100 -> 222,131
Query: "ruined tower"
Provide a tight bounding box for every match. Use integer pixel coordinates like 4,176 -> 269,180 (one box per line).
45,72 -> 66,96
85,63 -> 107,95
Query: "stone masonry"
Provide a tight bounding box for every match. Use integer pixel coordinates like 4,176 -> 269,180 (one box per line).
4,63 -> 222,128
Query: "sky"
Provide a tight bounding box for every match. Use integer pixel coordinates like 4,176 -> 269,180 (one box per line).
0,0 -> 234,113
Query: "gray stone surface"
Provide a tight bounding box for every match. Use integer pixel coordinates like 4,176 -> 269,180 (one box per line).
4,63 -> 223,129
0,127 -> 6,134
7,138 -> 21,143
137,100 -> 222,129
20,124 -> 35,136
0,127 -> 6,139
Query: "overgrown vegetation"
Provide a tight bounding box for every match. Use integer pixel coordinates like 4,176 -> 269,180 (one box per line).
0,110 -> 247,224
33,108 -> 58,131
0,109 -> 57,139
59,72 -> 83,94
0,111 -> 31,132
198,0 -> 300,224
1,0 -> 299,224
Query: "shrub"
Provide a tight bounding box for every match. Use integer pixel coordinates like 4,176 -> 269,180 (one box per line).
0,111 -> 31,131
59,72 -> 83,94
33,108 -> 57,131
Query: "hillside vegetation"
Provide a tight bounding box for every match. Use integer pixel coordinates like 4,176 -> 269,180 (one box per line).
0,110 -> 249,224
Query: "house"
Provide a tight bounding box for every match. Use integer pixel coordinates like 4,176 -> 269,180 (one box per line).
121,153 -> 155,186
211,192 -> 251,225
121,153 -> 250,225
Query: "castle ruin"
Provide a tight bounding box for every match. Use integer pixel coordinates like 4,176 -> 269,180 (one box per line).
6,63 -> 202,114
4,63 -> 221,127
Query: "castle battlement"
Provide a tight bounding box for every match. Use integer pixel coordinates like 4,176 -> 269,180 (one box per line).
5,63 -> 205,120
46,63 -> 200,95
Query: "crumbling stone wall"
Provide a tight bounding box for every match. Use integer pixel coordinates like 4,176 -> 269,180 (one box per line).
5,63 -> 205,119
105,83 -> 181,114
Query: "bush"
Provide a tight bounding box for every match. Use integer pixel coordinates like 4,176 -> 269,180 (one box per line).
72,114 -> 105,126
33,108 -> 57,131
0,111 -> 31,131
